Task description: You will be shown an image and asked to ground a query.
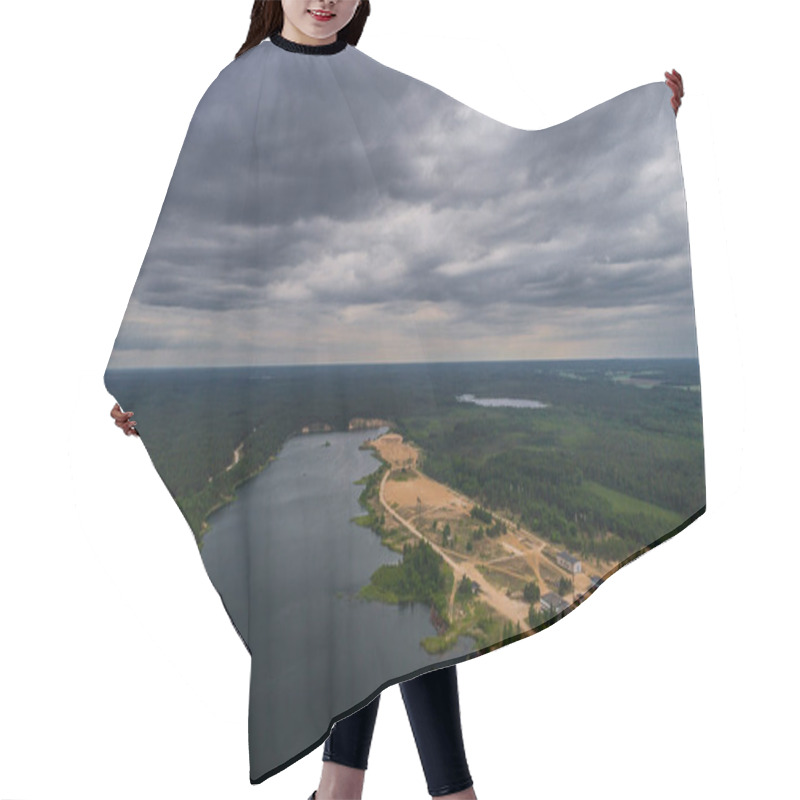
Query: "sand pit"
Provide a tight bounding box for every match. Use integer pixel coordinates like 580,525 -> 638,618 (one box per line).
367,431 -> 595,627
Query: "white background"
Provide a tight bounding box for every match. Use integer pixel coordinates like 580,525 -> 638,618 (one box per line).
1,1 -> 796,798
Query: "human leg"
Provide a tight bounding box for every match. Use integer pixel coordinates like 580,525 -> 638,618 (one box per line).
316,693 -> 381,800
400,665 -> 475,798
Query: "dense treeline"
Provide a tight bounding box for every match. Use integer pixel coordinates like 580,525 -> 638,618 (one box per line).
363,540 -> 448,610
470,506 -> 494,524
579,424 -> 704,511
422,437 -> 690,559
392,540 -> 446,603
105,359 -> 703,555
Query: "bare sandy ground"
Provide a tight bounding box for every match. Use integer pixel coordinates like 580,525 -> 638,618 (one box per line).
369,432 -> 618,627
225,441 -> 244,472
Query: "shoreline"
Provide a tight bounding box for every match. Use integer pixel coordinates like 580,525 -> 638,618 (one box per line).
196,420 -> 392,550
360,431 -> 624,651
192,422 -> 678,658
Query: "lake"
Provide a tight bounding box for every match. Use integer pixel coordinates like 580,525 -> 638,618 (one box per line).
200,425 -> 477,775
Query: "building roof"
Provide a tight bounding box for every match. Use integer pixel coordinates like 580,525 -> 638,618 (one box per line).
541,591 -> 570,612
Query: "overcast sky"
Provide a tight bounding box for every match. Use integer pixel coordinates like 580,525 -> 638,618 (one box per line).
106,42 -> 697,370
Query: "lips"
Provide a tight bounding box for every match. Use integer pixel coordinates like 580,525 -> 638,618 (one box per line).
308,9 -> 335,20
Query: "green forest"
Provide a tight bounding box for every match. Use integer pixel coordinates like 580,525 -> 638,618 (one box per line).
105,358 -> 704,562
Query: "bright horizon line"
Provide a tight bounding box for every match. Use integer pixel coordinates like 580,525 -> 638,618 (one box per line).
106,354 -> 699,371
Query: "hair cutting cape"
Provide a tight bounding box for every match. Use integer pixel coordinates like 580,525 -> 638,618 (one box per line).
104,32 -> 706,785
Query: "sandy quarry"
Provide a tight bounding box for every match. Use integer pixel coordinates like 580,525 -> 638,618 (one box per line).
369,432 -> 618,627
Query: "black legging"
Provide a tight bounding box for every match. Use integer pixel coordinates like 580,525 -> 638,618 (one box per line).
323,664 -> 473,797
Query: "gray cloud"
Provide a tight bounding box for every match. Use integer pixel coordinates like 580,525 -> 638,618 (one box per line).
108,43 -> 696,369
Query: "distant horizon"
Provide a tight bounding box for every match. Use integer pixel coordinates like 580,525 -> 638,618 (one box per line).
106,354 -> 699,372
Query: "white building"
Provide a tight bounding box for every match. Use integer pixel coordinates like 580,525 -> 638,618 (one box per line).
556,550 -> 582,574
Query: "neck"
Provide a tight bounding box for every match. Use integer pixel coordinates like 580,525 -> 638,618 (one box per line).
280,18 -> 337,47
270,30 -> 348,56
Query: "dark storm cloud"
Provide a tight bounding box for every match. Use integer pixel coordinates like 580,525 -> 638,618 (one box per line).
109,46 -> 695,367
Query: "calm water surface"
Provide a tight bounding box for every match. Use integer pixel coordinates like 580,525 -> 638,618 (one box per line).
200,426 -> 477,773
456,393 -> 548,409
